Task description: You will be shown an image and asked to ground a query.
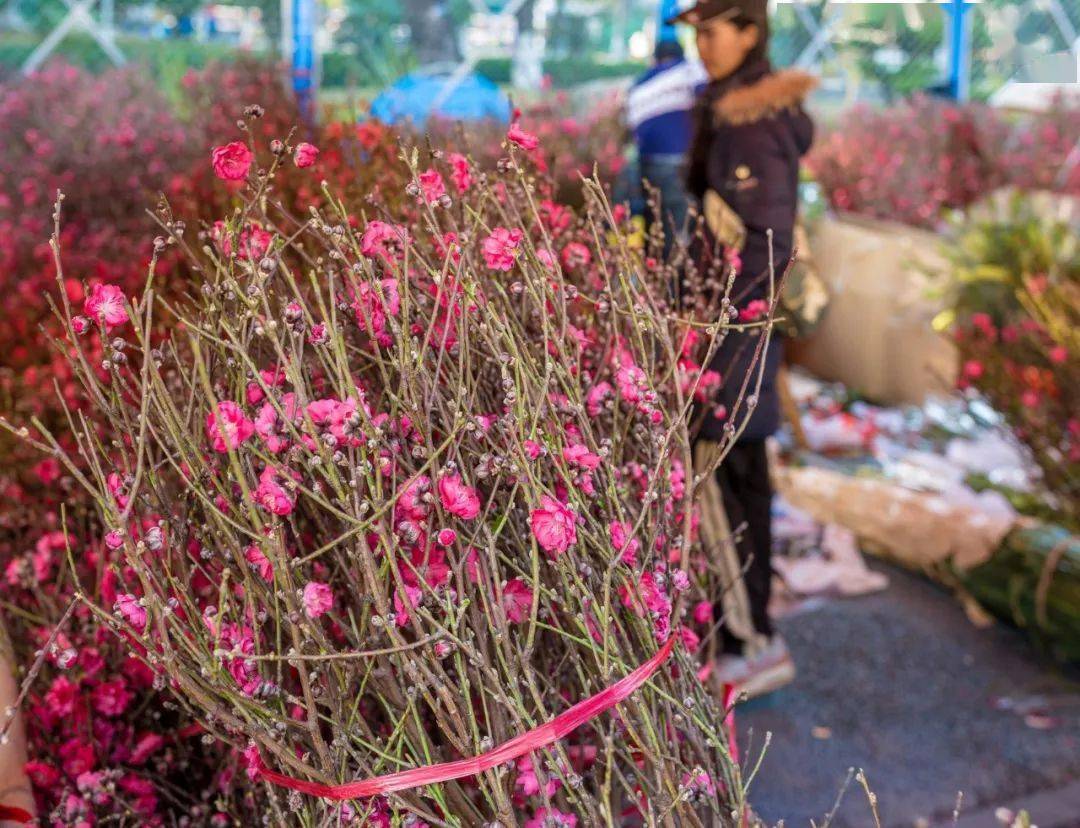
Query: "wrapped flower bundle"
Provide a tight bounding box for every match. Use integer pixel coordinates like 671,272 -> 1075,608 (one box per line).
12,111 -> 759,825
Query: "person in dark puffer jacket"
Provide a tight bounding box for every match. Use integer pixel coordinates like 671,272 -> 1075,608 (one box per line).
672,0 -> 816,698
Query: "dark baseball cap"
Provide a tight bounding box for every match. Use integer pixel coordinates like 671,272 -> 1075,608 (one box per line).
667,0 -> 766,27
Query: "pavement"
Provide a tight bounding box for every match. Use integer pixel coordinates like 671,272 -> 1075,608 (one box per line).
737,561 -> 1080,828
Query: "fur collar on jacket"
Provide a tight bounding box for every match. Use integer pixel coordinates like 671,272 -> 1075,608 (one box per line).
714,69 -> 818,125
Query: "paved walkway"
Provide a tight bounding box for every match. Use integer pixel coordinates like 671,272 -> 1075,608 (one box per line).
738,562 -> 1080,827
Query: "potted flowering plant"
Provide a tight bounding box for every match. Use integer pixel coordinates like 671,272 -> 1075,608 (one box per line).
938,189 -> 1079,526
3,108 -> 770,823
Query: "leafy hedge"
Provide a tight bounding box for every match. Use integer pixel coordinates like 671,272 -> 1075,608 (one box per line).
0,34 -> 239,101
0,34 -> 645,91
475,56 -> 647,86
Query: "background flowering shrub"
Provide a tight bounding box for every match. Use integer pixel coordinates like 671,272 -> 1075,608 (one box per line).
0,500 -> 251,825
807,94 -> 1080,230
939,192 -> 1079,527
0,59 -> 630,485
3,103 -> 768,822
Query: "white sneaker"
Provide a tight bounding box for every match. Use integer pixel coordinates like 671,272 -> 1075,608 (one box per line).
713,637 -> 796,700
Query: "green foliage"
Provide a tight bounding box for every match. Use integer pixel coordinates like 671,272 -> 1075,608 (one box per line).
475,56 -> 646,87
938,191 -> 1080,527
944,192 -> 1080,324
845,4 -> 945,101
0,33 -> 238,100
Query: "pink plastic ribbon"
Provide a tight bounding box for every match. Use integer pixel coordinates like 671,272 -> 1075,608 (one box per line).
259,635 -> 676,800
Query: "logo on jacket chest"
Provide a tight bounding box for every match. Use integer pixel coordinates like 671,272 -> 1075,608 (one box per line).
731,163 -> 758,191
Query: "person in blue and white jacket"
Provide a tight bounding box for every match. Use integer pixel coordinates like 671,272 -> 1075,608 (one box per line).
625,38 -> 708,249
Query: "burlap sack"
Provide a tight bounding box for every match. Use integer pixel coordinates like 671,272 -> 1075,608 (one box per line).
791,213 -> 957,404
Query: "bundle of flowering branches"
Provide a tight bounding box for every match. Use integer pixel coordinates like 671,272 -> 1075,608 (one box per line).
9,112 -> 767,825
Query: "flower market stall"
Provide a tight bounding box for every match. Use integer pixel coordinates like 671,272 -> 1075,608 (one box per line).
1,30 -> 1079,824
796,93 -> 1080,405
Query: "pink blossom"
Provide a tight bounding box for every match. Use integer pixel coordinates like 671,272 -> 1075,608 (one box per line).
530,495 -> 577,558
360,220 -> 410,262
71,315 -> 90,334
482,227 -> 523,271
609,520 -> 640,565
739,299 -> 769,322
396,475 -> 432,523
524,439 -> 544,459
536,248 -> 558,271
525,808 -> 577,828
681,770 -> 716,796
435,231 -> 462,264
84,283 -> 129,329
302,581 -> 334,619
465,547 -> 481,583
206,401 -> 255,452
104,529 -> 124,550
695,369 -> 722,402
255,466 -> 295,516
436,528 -> 457,546
393,582 -> 423,626
293,142 -> 319,167
1050,345 -> 1068,364
45,676 -> 79,717
128,733 -> 165,765
678,625 -> 701,652
563,443 -> 601,470
351,278 -> 401,347
92,678 -> 132,716
502,578 -> 534,623
438,473 -> 481,520
448,152 -> 471,191
59,738 -> 95,777
585,381 -> 612,417
211,141 -> 253,181
693,600 -> 713,624
115,593 -> 146,632
244,544 -> 273,580
615,363 -> 648,404
725,248 -> 742,273
515,756 -> 560,797
211,221 -> 273,260
242,744 -> 262,780
561,241 -> 591,269
540,200 -> 572,232
620,570 -> 672,637
402,545 -> 451,591
970,312 -> 995,337
255,393 -> 299,454
418,168 -> 446,203
507,122 -> 540,151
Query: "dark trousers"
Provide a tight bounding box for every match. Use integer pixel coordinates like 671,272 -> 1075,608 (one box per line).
712,439 -> 774,654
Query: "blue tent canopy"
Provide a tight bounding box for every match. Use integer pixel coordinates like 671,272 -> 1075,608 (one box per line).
368,69 -> 512,126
